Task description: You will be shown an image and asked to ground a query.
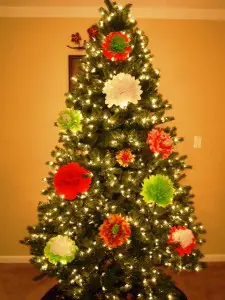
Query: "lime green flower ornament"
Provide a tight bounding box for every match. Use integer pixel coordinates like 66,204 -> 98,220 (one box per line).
57,109 -> 82,133
141,174 -> 174,207
44,235 -> 78,265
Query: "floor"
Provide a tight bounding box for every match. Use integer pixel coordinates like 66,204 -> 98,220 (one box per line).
0,263 -> 225,300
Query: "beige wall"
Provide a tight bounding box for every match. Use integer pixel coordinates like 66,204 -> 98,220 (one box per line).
0,18 -> 225,256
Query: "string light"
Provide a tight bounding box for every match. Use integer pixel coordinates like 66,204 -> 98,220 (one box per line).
41,264 -> 48,270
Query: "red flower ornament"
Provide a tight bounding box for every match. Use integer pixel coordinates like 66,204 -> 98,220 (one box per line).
99,214 -> 131,248
116,149 -> 135,167
87,25 -> 99,40
168,226 -> 196,256
102,32 -> 132,61
147,128 -> 173,159
54,162 -> 92,200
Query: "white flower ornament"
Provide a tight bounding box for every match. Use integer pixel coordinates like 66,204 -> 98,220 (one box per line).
103,73 -> 143,108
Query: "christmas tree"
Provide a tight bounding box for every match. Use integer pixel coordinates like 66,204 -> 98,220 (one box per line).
21,0 -> 206,299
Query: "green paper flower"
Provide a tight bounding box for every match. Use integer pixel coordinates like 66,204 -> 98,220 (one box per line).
110,36 -> 128,53
44,235 -> 78,265
57,109 -> 82,133
141,174 -> 174,207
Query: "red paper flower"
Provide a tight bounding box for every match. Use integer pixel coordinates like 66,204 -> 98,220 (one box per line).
71,33 -> 82,45
99,214 -> 131,248
168,226 -> 196,256
54,162 -> 92,200
116,149 -> 135,167
87,25 -> 99,40
147,128 -> 173,159
102,32 -> 132,61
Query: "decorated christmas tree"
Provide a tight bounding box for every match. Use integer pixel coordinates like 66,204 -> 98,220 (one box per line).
21,0 -> 206,299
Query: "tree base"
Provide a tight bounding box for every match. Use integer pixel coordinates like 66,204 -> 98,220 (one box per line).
41,284 -> 188,300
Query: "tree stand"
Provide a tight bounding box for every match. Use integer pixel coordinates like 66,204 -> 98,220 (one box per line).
41,284 -> 188,300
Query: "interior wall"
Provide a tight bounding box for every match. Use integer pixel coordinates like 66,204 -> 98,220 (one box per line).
0,17 -> 224,256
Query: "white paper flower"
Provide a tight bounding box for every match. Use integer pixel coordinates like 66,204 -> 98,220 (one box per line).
172,228 -> 194,249
103,73 -> 142,108
44,235 -> 78,265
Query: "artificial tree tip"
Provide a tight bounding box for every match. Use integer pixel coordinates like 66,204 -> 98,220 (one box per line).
104,0 -> 114,10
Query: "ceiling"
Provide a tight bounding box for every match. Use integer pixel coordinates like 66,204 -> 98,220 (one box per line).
1,0 -> 225,9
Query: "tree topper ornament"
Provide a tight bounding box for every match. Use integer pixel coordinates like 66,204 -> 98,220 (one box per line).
103,73 -> 142,108
102,31 -> 132,61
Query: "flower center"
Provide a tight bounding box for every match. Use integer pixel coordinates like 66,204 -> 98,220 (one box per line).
111,224 -> 120,235
61,114 -> 71,123
122,153 -> 130,162
110,36 -> 127,53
